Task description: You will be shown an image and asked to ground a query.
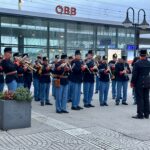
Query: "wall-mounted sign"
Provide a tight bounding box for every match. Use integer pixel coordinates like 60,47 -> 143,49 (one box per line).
127,44 -> 138,50
55,5 -> 76,16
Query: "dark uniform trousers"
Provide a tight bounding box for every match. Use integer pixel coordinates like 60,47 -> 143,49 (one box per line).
135,87 -> 149,116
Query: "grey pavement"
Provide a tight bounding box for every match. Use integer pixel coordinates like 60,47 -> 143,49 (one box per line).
0,84 -> 150,150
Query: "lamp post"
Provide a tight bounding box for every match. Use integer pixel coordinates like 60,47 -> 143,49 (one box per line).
122,7 -> 149,57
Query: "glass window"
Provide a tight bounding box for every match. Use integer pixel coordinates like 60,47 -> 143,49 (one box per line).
67,23 -> 94,51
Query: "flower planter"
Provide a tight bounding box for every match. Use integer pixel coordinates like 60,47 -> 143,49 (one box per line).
0,100 -> 31,130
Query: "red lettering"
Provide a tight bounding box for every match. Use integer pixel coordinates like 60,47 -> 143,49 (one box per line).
71,7 -> 76,15
64,6 -> 70,15
55,5 -> 63,14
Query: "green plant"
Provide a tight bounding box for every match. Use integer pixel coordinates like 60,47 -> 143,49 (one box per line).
13,87 -> 33,102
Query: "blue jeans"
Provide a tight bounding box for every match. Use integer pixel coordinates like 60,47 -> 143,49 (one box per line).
33,78 -> 40,101
99,81 -> 110,104
95,76 -> 99,92
0,83 -> 4,92
68,81 -> 74,101
52,78 -> 56,98
112,80 -> 117,99
116,81 -> 128,102
55,84 -> 68,112
17,83 -> 24,88
40,82 -> 50,103
72,82 -> 81,107
83,82 -> 94,105
7,80 -> 17,92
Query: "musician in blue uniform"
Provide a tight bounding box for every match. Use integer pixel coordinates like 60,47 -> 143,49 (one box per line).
33,55 -> 42,101
98,56 -> 110,106
82,50 -> 95,108
1,47 -> 17,92
115,56 -> 131,105
39,57 -> 52,106
13,52 -> 24,88
54,54 -> 70,113
51,55 -> 59,99
70,50 -> 83,110
0,55 -> 4,92
108,53 -> 118,99
23,53 -> 33,90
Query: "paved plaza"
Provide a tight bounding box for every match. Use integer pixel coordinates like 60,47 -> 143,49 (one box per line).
0,85 -> 150,150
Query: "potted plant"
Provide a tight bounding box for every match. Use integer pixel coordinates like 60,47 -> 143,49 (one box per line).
0,87 -> 32,130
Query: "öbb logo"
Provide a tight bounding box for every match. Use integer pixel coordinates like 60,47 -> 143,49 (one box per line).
55,5 -> 77,16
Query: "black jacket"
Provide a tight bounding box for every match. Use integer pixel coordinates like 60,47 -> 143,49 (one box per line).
131,58 -> 150,87
69,59 -> 83,83
83,59 -> 95,83
115,62 -> 131,81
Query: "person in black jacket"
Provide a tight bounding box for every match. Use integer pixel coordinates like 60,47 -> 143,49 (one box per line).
54,54 -> 71,113
131,49 -> 150,119
13,52 -> 24,88
70,50 -> 84,110
115,56 -> 131,105
82,50 -> 95,108
23,53 -> 33,90
98,56 -> 110,106
1,47 -> 17,92
39,57 -> 52,106
108,53 -> 118,99
0,55 -> 4,92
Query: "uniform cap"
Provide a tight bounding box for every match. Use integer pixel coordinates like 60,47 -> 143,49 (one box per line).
75,50 -> 81,55
140,49 -> 147,56
61,54 -> 67,59
43,57 -> 48,61
4,47 -> 12,53
113,53 -> 118,58
102,55 -> 108,60
13,52 -> 20,57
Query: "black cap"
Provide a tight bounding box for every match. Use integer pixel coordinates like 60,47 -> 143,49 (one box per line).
22,53 -> 28,57
88,50 -> 93,55
4,47 -> 12,53
55,55 -> 59,59
37,55 -> 42,59
140,49 -> 147,56
13,52 -> 20,57
122,55 -> 127,60
61,54 -> 67,59
75,50 -> 81,55
43,57 -> 48,61
113,53 -> 118,58
102,55 -> 108,60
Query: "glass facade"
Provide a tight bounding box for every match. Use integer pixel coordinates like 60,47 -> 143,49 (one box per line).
0,15 -> 135,60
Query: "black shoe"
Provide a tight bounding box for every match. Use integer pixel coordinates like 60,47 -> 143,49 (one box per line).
144,115 -> 149,119
100,104 -> 104,106
104,103 -> 108,106
56,110 -> 62,114
116,102 -> 119,105
120,97 -> 123,99
132,115 -> 144,119
84,104 -> 90,108
77,106 -> 83,109
88,104 -> 95,107
122,102 -> 128,105
41,102 -> 44,106
81,92 -> 83,94
95,91 -> 98,94
45,102 -> 53,105
62,110 -> 69,113
71,107 -> 80,110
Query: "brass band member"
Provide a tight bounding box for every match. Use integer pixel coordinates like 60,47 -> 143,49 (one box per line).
82,50 -> 96,108
13,52 -> 24,88
39,57 -> 53,106
33,55 -> 43,101
23,53 -> 33,90
54,54 -> 71,113
98,56 -> 110,106
108,53 -> 118,99
1,47 -> 17,92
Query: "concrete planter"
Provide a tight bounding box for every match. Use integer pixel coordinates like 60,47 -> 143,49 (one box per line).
0,100 -> 31,130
